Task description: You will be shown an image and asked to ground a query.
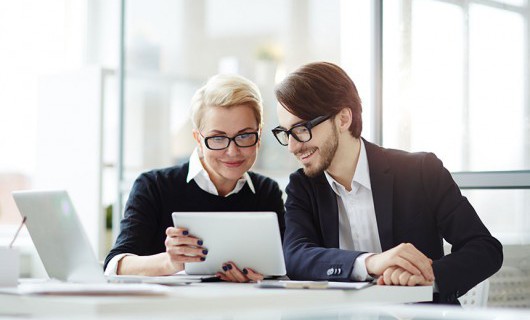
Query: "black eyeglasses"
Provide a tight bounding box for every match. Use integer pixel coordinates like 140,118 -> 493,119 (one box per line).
271,115 -> 331,146
200,132 -> 259,150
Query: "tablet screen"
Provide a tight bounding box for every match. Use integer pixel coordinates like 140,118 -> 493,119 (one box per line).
172,211 -> 286,276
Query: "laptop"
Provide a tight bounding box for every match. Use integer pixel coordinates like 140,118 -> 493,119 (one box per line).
172,211 -> 286,277
12,190 -> 194,285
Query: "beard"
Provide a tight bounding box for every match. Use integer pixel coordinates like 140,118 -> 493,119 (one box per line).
301,124 -> 339,178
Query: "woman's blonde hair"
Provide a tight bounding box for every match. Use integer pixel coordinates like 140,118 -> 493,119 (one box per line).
190,74 -> 263,131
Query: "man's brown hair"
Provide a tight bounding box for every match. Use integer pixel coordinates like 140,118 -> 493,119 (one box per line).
275,61 -> 362,138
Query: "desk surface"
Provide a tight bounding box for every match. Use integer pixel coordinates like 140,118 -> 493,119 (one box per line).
0,281 -> 432,318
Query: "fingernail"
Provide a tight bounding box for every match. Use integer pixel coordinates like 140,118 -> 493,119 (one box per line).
183,230 -> 189,235
202,249 -> 208,255
197,240 -> 203,246
222,265 -> 228,271
227,264 -> 233,270
200,257 -> 205,261
243,268 -> 248,274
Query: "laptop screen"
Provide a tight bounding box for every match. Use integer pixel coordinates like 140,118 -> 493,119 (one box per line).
12,190 -> 106,283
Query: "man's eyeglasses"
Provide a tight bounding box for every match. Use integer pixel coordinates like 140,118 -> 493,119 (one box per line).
200,132 -> 259,150
271,115 -> 331,146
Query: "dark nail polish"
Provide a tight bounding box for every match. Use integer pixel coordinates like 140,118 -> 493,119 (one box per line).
197,240 -> 203,246
222,265 -> 228,271
183,230 -> 189,235
227,264 -> 233,270
202,249 -> 208,255
243,268 -> 248,274
200,257 -> 205,261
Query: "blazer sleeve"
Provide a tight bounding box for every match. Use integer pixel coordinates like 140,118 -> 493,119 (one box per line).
104,173 -> 162,269
422,153 -> 503,303
283,172 -> 365,281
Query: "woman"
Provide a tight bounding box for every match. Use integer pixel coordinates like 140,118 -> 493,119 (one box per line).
104,74 -> 285,282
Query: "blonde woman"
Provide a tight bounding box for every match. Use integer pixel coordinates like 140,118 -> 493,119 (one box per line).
104,74 -> 285,282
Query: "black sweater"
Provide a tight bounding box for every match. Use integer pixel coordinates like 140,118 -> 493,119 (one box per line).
104,162 -> 285,269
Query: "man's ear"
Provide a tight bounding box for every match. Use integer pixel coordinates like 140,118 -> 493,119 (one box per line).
336,108 -> 353,133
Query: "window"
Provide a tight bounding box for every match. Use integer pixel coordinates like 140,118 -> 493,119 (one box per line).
0,1 -> 118,259
2,0 -> 527,257
382,0 -> 530,243
118,0 -> 374,202
0,0 -> 88,230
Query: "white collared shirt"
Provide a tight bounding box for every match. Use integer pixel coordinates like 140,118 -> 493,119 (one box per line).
325,139 -> 382,281
104,148 -> 255,276
186,148 -> 255,196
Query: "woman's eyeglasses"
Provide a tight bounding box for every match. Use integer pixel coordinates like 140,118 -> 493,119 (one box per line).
200,132 -> 259,150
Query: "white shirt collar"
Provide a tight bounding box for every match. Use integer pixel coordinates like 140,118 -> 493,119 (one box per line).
325,139 -> 372,194
186,148 -> 255,196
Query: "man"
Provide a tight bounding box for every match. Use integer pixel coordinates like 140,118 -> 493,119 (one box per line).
272,61 -> 502,304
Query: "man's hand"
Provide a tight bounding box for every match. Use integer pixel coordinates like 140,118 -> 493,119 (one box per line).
365,243 -> 434,281
377,266 -> 434,286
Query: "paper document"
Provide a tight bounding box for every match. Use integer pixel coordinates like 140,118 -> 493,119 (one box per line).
257,280 -> 373,290
107,274 -> 200,285
0,282 -> 172,296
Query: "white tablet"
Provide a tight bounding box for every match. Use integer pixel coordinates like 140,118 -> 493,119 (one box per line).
171,211 -> 286,277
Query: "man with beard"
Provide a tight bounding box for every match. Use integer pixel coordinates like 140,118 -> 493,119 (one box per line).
271,61 -> 502,304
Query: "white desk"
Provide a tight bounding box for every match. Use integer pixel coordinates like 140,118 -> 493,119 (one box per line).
0,282 -> 432,318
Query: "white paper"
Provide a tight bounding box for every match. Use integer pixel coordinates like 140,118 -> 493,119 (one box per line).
257,280 -> 373,290
0,282 -> 172,296
107,274 -> 201,284
327,281 -> 373,289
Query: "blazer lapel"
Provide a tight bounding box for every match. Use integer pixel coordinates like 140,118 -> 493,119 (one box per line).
313,174 -> 339,248
364,139 -> 394,251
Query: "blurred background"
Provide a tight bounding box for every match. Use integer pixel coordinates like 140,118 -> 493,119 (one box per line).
0,0 -> 528,307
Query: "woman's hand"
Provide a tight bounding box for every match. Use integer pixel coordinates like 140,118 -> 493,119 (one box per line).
215,261 -> 264,283
164,227 -> 208,273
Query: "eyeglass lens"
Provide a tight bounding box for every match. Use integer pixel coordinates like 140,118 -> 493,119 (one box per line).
205,132 -> 258,150
276,126 -> 311,145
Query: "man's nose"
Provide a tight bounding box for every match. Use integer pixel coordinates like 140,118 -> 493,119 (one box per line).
287,135 -> 302,154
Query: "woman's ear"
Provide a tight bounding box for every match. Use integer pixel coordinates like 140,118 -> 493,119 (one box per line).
336,108 -> 352,133
192,130 -> 200,144
256,128 -> 262,149
192,130 -> 204,156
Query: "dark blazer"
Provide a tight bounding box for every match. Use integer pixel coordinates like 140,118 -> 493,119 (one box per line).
283,139 -> 503,304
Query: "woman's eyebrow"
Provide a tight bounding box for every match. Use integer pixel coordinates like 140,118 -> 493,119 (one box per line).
236,127 -> 258,133
206,130 -> 227,135
206,127 -> 257,135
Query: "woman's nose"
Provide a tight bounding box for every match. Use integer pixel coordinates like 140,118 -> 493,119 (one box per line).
225,140 -> 241,155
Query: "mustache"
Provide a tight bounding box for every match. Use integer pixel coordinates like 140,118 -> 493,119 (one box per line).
295,147 -> 316,158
